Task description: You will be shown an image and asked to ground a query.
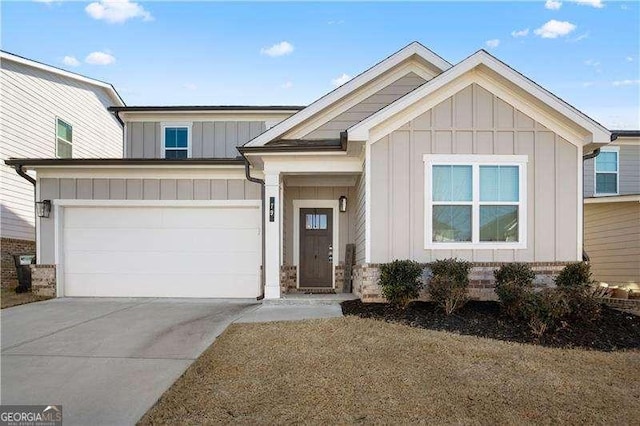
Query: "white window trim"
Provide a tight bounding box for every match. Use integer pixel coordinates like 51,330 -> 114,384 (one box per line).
55,117 -> 73,159
594,146 -> 619,196
292,199 -> 339,289
161,122 -> 192,159
423,154 -> 528,250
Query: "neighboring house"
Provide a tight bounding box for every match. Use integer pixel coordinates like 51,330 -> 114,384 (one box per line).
0,51 -> 124,287
6,42 -> 613,300
583,131 -> 640,287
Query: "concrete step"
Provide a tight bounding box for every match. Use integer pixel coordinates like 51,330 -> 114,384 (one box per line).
263,293 -> 358,305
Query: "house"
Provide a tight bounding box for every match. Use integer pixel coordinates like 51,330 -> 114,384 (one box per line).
583,130 -> 640,287
0,51 -> 125,287
6,42 -> 613,300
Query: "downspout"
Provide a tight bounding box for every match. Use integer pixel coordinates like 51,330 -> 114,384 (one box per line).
13,164 -> 36,186
12,164 -> 37,263
581,148 -> 601,262
111,110 -> 126,157
241,154 -> 266,300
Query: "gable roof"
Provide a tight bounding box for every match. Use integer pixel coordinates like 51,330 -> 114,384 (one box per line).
1,50 -> 125,107
348,50 -> 611,146
243,42 -> 452,147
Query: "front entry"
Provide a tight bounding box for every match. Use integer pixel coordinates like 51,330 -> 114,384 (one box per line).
299,208 -> 333,287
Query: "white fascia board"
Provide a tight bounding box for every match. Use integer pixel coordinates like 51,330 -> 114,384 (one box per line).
1,51 -> 125,107
29,165 -> 250,180
348,50 -> 611,145
262,156 -> 363,174
244,42 -> 452,148
119,111 -> 297,123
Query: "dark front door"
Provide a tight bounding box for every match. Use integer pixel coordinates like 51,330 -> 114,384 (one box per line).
299,208 -> 333,287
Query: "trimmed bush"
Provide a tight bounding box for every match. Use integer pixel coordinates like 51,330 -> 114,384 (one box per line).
494,263 -> 535,319
428,258 -> 471,315
378,260 -> 424,308
523,289 -> 570,338
555,262 -> 601,323
555,262 -> 595,292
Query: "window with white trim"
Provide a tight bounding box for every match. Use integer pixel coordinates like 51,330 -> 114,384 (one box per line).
56,118 -> 73,159
163,125 -> 190,159
595,148 -> 619,195
424,155 -> 527,249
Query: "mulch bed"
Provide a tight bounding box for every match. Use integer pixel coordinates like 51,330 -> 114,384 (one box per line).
342,300 -> 640,351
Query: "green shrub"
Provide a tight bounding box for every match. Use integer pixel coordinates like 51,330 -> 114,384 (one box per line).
555,262 -> 601,323
378,260 -> 424,308
428,258 -> 472,315
494,263 -> 535,319
523,289 -> 570,338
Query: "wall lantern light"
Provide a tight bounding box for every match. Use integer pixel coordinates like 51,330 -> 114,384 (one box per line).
339,195 -> 347,213
35,200 -> 51,218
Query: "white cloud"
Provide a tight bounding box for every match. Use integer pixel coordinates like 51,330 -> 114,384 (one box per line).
626,56 -> 634,62
183,83 -> 197,91
85,51 -> 116,65
534,20 -> 577,38
511,28 -> 529,37
62,56 -> 80,67
85,0 -> 152,24
328,20 -> 345,25
569,32 -> 589,42
281,81 -> 293,89
582,81 -> 595,87
545,0 -> 562,9
485,39 -> 500,49
34,0 -> 57,3
331,73 -> 351,87
584,59 -> 600,67
620,4 -> 628,9
260,41 -> 294,57
612,79 -> 640,87
572,0 -> 604,8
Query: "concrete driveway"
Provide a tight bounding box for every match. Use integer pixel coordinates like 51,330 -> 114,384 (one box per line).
1,298 -> 258,425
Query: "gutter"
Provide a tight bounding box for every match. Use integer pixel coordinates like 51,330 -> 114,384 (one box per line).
582,148 -> 600,161
240,153 -> 266,301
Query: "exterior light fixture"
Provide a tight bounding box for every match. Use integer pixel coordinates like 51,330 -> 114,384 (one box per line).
339,195 -> 347,213
35,200 -> 51,218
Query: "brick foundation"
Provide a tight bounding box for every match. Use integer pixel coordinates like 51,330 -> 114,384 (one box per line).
1,238 -> 36,288
279,264 -> 347,294
30,264 -> 56,297
353,262 -> 570,303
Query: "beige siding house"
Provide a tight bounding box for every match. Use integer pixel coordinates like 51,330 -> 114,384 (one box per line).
583,133 -> 640,286
0,51 -> 124,286
8,42 -> 615,300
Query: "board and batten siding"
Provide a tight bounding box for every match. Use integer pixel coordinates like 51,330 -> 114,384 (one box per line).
37,177 -> 260,264
355,173 -> 366,264
369,83 -> 579,263
584,202 -> 640,285
303,73 -> 427,140
1,59 -> 122,241
126,121 -> 266,159
283,185 -> 357,266
584,142 -> 640,198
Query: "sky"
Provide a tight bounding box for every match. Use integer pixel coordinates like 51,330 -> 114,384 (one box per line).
2,0 -> 639,129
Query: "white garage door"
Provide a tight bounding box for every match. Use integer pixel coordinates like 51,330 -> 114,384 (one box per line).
60,203 -> 261,298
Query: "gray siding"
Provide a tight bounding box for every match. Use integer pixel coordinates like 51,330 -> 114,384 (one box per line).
126,121 -> 266,159
38,177 -> 260,263
584,202 -> 640,285
584,142 -> 640,197
0,59 -> 122,242
370,83 -> 580,263
304,73 -> 427,140
283,185 -> 357,266
355,173 -> 366,264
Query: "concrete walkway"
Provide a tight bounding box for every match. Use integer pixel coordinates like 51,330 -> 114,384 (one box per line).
1,295 -> 348,425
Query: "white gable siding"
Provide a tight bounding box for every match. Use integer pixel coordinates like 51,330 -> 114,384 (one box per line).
1,59 -> 123,241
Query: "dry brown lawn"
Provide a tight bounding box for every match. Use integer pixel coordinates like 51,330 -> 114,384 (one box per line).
1,287 -> 51,309
140,317 -> 640,425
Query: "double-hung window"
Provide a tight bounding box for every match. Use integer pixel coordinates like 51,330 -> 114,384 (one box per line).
56,118 -> 73,159
424,155 -> 527,249
595,147 -> 619,195
162,124 -> 190,159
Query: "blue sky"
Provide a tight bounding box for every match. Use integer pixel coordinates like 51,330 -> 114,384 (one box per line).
2,1 -> 639,128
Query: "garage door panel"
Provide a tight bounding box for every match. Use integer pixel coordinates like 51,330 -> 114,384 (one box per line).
64,273 -> 260,298
65,251 -> 260,274
64,228 -> 260,253
61,205 -> 262,298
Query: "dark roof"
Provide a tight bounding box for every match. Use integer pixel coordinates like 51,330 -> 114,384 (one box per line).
611,130 -> 640,138
238,138 -> 344,153
109,105 -> 305,112
5,158 -> 245,167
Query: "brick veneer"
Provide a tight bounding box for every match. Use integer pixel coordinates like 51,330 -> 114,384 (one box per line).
30,264 -> 56,297
1,238 -> 36,288
353,262 -> 570,303
279,264 -> 347,294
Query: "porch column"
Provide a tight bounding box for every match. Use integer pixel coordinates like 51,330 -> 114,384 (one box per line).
263,171 -> 281,299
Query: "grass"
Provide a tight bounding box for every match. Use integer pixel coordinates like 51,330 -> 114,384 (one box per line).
1,286 -> 52,309
140,317 -> 640,425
